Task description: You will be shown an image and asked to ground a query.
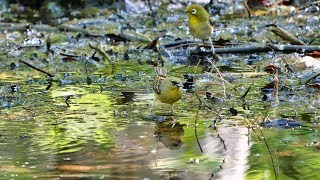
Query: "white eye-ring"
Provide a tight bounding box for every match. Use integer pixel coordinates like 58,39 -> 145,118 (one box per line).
191,9 -> 196,14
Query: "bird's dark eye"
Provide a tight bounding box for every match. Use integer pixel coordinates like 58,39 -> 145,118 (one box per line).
191,9 -> 196,14
171,81 -> 178,85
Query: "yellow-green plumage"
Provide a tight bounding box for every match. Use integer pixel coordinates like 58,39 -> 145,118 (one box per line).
185,4 -> 213,40
154,77 -> 183,104
152,67 -> 183,113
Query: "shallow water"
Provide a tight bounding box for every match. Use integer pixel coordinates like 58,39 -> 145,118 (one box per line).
0,71 -> 319,179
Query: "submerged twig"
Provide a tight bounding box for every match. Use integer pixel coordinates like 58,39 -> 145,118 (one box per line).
241,83 -> 252,100
305,72 -> 320,85
88,43 -> 111,62
257,128 -> 279,180
241,82 -> 253,110
259,105 -> 279,180
281,57 -> 294,73
19,60 -> 55,77
45,80 -> 53,91
242,116 -> 262,143
65,96 -> 71,107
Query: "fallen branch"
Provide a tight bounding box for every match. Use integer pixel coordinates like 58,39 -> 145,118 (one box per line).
0,23 -> 103,36
193,44 -> 320,54
58,24 -> 103,37
267,24 -> 306,45
161,40 -> 320,54
0,23 -> 57,32
160,40 -> 238,49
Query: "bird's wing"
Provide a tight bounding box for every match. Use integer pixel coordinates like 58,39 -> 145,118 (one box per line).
153,76 -> 163,94
209,18 -> 214,27
154,66 -> 167,77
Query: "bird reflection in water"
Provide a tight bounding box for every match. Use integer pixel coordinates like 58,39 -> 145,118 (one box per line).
154,116 -> 184,149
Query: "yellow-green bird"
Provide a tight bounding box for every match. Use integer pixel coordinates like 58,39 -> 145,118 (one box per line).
185,4 -> 214,41
152,67 -> 183,114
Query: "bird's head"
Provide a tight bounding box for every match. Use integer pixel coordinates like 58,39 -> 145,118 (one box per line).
185,4 -> 209,22
171,80 -> 183,88
162,77 -> 183,91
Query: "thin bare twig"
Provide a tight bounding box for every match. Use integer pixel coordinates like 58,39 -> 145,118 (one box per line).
209,157 -> 226,180
193,58 -> 221,116
257,128 -> 279,180
209,126 -> 227,179
305,72 -> 320,85
65,96 -> 71,107
19,60 -> 55,77
88,43 -> 111,62
207,59 -> 226,99
274,69 -> 279,103
204,72 -> 234,87
241,82 -> 253,110
281,57 -> 294,73
243,0 -> 252,18
194,116 -> 203,153
258,105 -> 279,180
217,133 -> 227,151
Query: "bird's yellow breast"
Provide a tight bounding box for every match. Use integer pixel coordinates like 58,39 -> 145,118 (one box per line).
186,4 -> 213,40
156,87 -> 182,104
188,19 -> 213,40
188,15 -> 200,26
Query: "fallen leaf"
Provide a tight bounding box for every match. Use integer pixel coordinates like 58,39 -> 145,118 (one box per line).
58,165 -> 96,172
294,56 -> 320,70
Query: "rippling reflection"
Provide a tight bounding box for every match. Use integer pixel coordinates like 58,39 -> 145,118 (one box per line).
0,76 -> 319,179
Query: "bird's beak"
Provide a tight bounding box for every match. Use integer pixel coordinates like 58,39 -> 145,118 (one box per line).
176,83 -> 183,88
184,9 -> 188,13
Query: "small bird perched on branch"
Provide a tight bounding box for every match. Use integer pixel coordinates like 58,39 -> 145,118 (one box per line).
152,67 -> 183,114
185,4 -> 215,53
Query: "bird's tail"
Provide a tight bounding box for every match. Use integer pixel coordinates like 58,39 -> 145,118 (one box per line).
154,66 -> 167,77
153,67 -> 167,94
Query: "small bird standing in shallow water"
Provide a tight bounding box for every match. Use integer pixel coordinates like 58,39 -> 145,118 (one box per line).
152,67 -> 183,114
185,4 -> 215,53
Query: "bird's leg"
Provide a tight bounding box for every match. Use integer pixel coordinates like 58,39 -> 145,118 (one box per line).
150,99 -> 157,112
170,104 -> 174,115
209,37 -> 215,54
171,116 -> 176,128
